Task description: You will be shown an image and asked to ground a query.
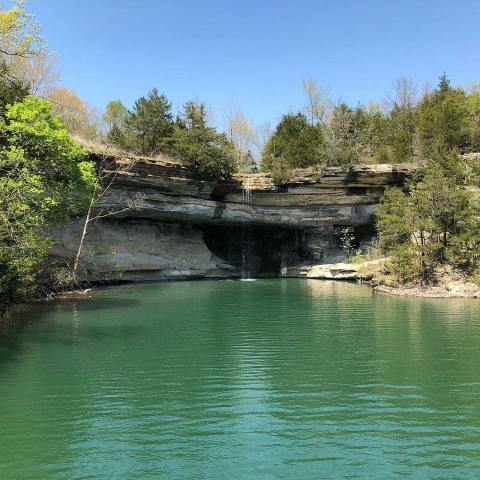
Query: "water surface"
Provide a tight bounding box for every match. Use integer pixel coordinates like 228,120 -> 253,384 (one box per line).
1,279 -> 480,479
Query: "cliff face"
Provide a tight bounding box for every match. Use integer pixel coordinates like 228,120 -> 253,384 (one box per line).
51,154 -> 413,281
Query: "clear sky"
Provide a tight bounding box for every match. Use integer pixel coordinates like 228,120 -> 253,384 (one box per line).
30,0 -> 480,129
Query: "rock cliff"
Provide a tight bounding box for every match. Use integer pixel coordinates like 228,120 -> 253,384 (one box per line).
51,153 -> 413,281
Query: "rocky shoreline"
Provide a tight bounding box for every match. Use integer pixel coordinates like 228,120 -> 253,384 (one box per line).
373,282 -> 480,299
288,258 -> 480,299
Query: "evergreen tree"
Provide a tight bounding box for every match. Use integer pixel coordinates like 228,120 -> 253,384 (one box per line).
261,113 -> 324,171
417,74 -> 470,158
377,150 -> 477,284
124,88 -> 175,155
467,91 -> 480,152
178,101 -> 207,129
387,104 -> 417,163
172,102 -> 235,180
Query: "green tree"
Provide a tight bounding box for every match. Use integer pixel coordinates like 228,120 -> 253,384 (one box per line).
386,104 -> 417,163
178,100 -> 207,129
467,91 -> 480,152
322,103 -> 358,166
172,101 -> 235,180
0,96 -> 96,304
104,99 -> 128,129
261,113 -> 324,171
0,0 -> 50,96
417,74 -> 470,158
124,88 -> 174,155
0,66 -> 29,116
104,99 -> 128,148
377,150 -> 476,285
0,0 -> 42,59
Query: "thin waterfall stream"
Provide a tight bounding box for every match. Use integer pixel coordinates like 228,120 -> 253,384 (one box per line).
241,176 -> 254,280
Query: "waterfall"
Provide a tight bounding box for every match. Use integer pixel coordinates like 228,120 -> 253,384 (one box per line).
241,176 -> 254,280
280,244 -> 288,277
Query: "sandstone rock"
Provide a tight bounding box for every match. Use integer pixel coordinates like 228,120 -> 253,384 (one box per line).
51,153 -> 413,282
51,220 -> 238,281
287,259 -> 387,280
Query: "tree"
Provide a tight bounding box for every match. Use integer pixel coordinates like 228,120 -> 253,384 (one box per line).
224,106 -> 259,171
261,113 -> 324,171
387,102 -> 418,163
0,0 -> 43,60
467,90 -> 480,152
322,103 -> 362,166
417,74 -> 470,158
0,0 -> 49,100
103,99 -> 128,148
179,100 -> 207,129
72,152 -> 141,277
0,64 -> 29,115
302,78 -> 332,126
45,86 -> 98,140
104,100 -> 128,129
386,77 -> 418,110
172,101 -> 236,180
0,96 -> 96,304
9,51 -> 59,95
123,88 -> 174,156
377,150 -> 476,284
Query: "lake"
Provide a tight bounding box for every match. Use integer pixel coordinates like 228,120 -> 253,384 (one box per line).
1,279 -> 480,479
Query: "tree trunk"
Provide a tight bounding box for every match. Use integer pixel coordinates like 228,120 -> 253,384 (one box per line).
73,195 -> 95,277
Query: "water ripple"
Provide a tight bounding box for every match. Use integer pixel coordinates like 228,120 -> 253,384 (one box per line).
1,279 -> 480,479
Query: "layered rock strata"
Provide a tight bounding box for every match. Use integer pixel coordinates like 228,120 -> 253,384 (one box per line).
51,154 -> 413,281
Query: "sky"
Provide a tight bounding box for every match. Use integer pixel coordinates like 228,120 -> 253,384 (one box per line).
29,0 -> 480,129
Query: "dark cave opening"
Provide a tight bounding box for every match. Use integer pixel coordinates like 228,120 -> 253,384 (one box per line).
201,222 -> 378,277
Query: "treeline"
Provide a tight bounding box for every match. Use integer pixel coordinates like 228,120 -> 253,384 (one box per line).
97,75 -> 480,183
262,76 -> 480,176
361,79 -> 480,287
102,91 -> 238,180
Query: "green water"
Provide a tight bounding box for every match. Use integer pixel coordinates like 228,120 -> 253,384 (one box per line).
1,279 -> 480,479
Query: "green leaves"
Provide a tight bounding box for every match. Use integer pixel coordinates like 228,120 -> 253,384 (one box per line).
124,88 -> 175,156
377,151 -> 479,285
0,95 -> 97,305
172,121 -> 235,181
261,113 -> 324,171
104,91 -> 237,181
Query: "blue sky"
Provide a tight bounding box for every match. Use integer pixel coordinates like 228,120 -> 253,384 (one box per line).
31,0 -> 480,129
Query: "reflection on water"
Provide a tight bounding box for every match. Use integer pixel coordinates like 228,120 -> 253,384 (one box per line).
1,279 -> 480,479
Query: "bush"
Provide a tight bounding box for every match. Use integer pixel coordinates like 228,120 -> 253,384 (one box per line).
0,96 -> 96,305
173,126 -> 235,181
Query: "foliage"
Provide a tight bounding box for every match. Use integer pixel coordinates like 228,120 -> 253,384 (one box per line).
104,93 -> 237,180
224,107 -> 259,171
103,99 -> 128,129
261,113 -> 324,171
376,150 -> 478,285
45,86 -> 99,141
339,227 -> 356,258
417,74 -> 470,158
260,74 -> 480,171
0,0 -> 60,98
123,88 -> 175,156
0,0 -> 43,59
172,102 -> 235,181
0,96 -> 96,305
0,64 -> 29,114
104,99 -> 128,147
